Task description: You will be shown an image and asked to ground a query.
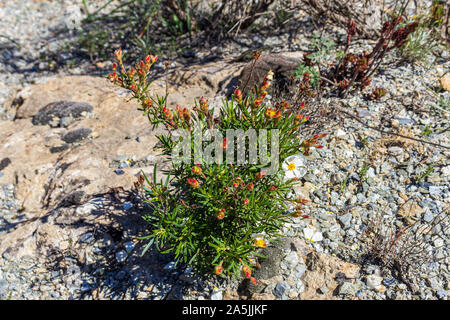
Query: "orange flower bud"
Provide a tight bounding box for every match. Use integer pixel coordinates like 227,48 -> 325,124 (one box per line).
215,263 -> 223,275
187,178 -> 200,188
200,96 -> 208,113
183,108 -> 191,123
108,72 -> 118,82
162,107 -> 173,121
176,105 -> 183,118
192,165 -> 202,175
253,98 -> 263,108
255,171 -> 266,180
275,110 -> 281,122
242,264 -> 252,279
259,91 -> 268,100
114,48 -> 123,63
235,88 -> 242,103
128,67 -> 136,77
144,99 -> 153,109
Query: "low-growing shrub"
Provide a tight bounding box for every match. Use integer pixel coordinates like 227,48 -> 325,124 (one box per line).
109,50 -> 326,280
291,9 -> 420,99
328,14 -> 418,96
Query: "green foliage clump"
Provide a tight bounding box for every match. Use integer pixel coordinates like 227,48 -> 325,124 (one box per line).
108,49 -> 326,279
293,63 -> 321,88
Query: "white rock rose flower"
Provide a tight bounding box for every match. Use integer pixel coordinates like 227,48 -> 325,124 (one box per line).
304,227 -> 323,242
282,154 -> 307,180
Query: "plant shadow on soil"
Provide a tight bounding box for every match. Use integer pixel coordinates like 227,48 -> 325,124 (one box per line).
33,189 -> 229,300
27,184 -> 294,300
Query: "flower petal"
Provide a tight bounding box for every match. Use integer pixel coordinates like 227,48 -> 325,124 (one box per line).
304,227 -> 314,239
312,232 -> 323,242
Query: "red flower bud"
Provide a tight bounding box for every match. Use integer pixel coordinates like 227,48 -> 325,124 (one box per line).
200,96 -> 208,113
215,263 -> 223,275
235,88 -> 242,102
187,178 -> 200,188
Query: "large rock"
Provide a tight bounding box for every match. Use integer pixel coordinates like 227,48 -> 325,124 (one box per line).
238,54 -> 299,94
300,248 -> 360,300
242,237 -> 360,300
441,73 -> 450,92
31,101 -> 94,126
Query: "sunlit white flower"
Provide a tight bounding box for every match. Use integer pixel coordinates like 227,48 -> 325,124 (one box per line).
304,227 -> 323,242
282,154 -> 307,180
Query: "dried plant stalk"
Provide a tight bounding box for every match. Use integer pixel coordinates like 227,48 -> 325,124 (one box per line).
360,200 -> 449,293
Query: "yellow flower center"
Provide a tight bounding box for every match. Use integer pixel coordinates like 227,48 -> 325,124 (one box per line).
288,163 -> 296,171
254,239 -> 267,248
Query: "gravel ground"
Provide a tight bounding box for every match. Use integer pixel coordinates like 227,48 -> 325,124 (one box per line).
0,0 -> 449,300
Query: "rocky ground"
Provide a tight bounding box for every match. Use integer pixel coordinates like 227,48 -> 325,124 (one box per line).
0,0 -> 449,300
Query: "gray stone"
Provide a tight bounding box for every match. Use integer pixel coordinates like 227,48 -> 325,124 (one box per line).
0,279 -> 9,297
49,144 -> 70,153
338,282 -> 358,296
115,251 -> 127,263
32,101 -> 93,126
318,285 -> 329,294
297,280 -> 305,293
388,146 -> 404,156
273,281 -> 290,298
124,241 -> 135,253
366,275 -> 383,290
436,289 -> 449,299
284,251 -> 299,269
359,110 -> 372,118
61,127 -> 92,143
80,282 -> 91,293
338,213 -> 352,229
382,278 -> 396,287
394,117 -> 415,125
164,262 -> 176,271
123,202 -> 133,210
423,210 -> 434,223
80,232 -> 95,243
0,158 -> 11,171
429,186 -> 442,196
119,162 -> 129,169
295,264 -> 306,278
114,169 -> 125,175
